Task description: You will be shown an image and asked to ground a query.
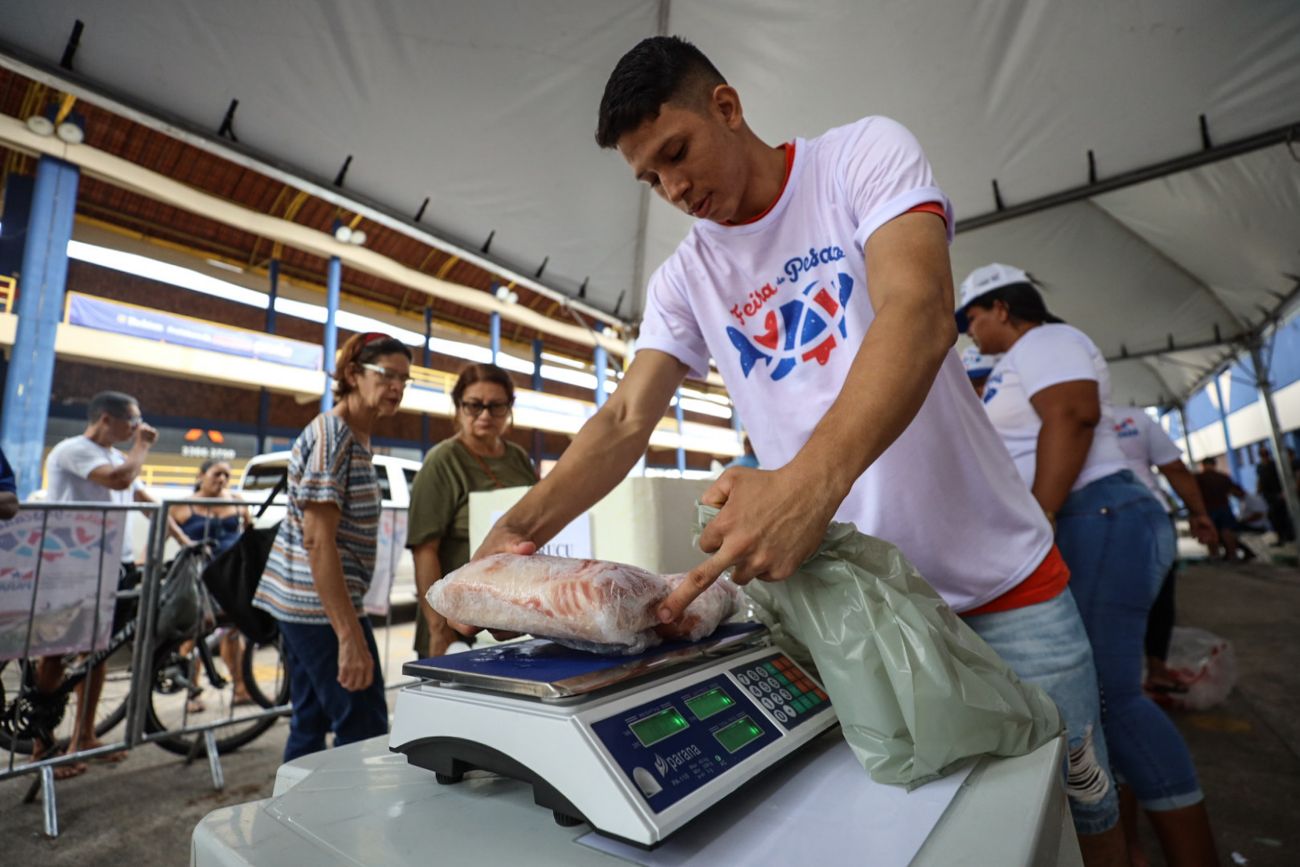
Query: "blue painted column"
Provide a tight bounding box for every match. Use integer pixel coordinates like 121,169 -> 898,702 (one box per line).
1,156 -> 80,499
489,311 -> 501,365
256,258 -> 280,453
674,389 -> 687,475
320,255 -> 341,412
1211,375 -> 1240,482
593,344 -> 608,408
421,305 -> 433,452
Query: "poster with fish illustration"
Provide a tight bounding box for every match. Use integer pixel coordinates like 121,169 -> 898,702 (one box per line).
0,509 -> 125,660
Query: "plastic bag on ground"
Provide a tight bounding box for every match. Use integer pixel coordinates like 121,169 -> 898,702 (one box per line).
1158,626 -> 1237,711
695,505 -> 1063,789
428,553 -> 738,654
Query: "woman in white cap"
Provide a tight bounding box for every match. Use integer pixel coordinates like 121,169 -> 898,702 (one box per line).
958,264 -> 1217,867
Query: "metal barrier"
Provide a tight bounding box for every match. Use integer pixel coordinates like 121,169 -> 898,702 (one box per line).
0,501 -> 161,835
1,496 -> 413,837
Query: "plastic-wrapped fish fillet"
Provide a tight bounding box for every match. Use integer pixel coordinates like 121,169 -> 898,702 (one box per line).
428,553 -> 739,654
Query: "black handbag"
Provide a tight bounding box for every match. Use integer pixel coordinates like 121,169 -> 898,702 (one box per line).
200,473 -> 286,645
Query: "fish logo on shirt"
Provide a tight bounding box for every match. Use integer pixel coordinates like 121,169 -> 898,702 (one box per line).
725,273 -> 854,380
982,372 -> 1003,404
1114,417 -> 1140,438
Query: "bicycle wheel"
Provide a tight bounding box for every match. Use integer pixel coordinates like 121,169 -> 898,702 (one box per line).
144,636 -> 286,756
242,635 -> 290,710
0,656 -> 129,757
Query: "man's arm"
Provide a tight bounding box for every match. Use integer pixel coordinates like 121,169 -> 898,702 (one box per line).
1028,380 -> 1101,518
1156,460 -> 1217,545
475,349 -> 688,556
86,424 -> 158,491
0,492 -> 17,520
661,211 -> 956,621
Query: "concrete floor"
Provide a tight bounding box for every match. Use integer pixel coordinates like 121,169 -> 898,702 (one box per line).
1,562 -> 1296,866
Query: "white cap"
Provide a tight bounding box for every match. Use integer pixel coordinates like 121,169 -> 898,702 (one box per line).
955,263 -> 1032,331
960,344 -> 1001,379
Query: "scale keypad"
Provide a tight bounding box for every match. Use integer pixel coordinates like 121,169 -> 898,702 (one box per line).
731,654 -> 830,730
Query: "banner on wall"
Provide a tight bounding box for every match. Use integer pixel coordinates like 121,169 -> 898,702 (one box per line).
0,509 -> 126,661
67,292 -> 323,371
363,508 -> 409,617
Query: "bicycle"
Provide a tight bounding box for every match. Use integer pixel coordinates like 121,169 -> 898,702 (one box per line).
0,555 -> 289,763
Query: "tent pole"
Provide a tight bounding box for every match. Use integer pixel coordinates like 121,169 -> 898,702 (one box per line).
1210,375 -> 1241,483
1175,404 -> 1195,464
1248,341 -> 1300,558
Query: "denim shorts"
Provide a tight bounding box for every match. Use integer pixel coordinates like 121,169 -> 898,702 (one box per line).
965,589 -> 1120,835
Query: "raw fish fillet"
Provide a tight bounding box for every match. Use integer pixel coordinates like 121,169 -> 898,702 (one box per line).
428,554 -> 739,654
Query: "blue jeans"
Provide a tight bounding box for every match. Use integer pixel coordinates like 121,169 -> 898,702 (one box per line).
278,616 -> 389,762
965,589 -> 1120,835
1057,471 -> 1204,811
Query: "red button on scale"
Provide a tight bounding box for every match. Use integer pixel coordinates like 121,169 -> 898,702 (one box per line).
815,689 -> 828,701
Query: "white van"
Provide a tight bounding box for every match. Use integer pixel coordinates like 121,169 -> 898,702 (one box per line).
240,451 -> 422,608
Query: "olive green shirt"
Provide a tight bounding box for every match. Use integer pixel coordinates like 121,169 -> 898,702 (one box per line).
406,436 -> 538,578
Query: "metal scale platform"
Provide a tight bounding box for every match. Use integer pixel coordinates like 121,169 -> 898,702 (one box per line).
389,622 -> 838,848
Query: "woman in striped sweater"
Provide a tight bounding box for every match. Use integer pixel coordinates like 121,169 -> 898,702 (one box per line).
254,331 -> 412,761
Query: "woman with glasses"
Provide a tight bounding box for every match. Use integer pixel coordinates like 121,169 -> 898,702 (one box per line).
253,332 -> 412,760
407,363 -> 537,657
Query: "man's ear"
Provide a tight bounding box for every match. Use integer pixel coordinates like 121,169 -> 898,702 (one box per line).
712,84 -> 743,129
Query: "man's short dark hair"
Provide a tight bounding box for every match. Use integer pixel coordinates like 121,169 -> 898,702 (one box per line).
595,36 -> 726,149
87,391 -> 138,422
1200,457 -> 1216,468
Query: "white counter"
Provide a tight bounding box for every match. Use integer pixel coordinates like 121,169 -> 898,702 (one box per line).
192,732 -> 1081,866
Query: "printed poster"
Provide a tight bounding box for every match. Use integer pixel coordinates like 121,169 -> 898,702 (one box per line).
0,509 -> 126,661
364,508 -> 408,616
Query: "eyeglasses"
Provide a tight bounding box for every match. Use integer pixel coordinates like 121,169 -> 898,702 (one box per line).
461,400 -> 512,418
113,414 -> 143,429
360,362 -> 411,386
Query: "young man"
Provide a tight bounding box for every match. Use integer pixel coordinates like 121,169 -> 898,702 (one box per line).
38,390 -> 186,777
475,37 -> 1125,861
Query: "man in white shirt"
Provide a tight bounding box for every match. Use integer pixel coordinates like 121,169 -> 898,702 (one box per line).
474,36 -> 1125,861
37,390 -> 180,777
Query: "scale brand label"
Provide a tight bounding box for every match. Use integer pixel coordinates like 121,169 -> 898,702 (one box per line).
654,744 -> 703,777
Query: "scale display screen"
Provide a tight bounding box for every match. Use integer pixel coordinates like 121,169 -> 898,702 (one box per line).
685,687 -> 735,720
628,707 -> 689,747
714,716 -> 764,754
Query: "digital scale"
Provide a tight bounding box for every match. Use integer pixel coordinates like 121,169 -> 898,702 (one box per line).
389,622 -> 838,848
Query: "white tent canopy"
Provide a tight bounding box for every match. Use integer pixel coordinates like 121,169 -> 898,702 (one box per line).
3,0 -> 1299,406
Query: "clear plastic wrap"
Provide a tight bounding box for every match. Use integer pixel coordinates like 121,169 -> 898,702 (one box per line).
428,553 -> 739,654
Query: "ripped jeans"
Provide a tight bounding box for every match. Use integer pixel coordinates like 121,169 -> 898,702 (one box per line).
965,589 -> 1120,835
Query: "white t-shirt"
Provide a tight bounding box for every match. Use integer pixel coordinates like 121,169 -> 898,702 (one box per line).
45,435 -> 138,562
1113,409 -> 1183,506
637,116 -> 1054,612
1238,492 -> 1270,532
981,324 -> 1130,492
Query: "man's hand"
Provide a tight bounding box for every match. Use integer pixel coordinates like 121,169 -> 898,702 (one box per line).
135,422 -> 159,449
473,522 -> 538,560
1188,513 -> 1218,546
657,464 -> 838,625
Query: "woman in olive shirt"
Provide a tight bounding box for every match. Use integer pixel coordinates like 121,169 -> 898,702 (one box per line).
407,363 -> 537,656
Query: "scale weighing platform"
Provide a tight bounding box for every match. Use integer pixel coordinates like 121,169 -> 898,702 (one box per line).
389,621 -> 837,847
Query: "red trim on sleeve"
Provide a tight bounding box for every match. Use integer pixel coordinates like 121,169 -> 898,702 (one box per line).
906,201 -> 948,226
961,545 -> 1071,617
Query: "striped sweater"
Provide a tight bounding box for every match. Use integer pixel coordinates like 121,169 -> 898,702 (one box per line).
253,414 -> 379,624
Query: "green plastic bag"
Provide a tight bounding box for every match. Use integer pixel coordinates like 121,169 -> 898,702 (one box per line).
696,505 -> 1062,789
